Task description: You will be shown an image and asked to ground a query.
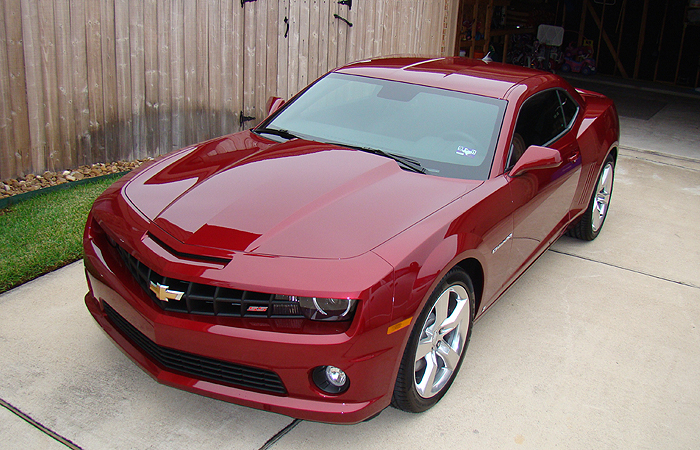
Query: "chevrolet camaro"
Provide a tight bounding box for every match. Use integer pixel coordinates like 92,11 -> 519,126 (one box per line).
83,57 -> 618,424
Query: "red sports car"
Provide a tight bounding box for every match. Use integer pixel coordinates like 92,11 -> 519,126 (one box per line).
84,57 -> 618,424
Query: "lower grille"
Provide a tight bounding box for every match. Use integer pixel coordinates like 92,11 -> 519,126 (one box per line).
103,302 -> 287,395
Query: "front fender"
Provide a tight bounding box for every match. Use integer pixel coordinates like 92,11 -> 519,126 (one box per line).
378,226 -> 486,327
412,234 -> 485,312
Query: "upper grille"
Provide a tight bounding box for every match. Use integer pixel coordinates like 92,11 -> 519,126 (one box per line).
118,246 -> 304,318
103,302 -> 287,394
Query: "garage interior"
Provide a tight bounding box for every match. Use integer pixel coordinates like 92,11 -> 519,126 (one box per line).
453,0 -> 700,88
452,0 -> 700,161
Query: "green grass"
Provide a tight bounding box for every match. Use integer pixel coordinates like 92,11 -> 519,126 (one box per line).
0,176 -> 119,293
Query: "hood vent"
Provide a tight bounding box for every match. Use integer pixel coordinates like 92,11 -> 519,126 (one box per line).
148,232 -> 232,266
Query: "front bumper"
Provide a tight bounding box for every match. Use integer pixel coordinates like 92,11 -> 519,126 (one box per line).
83,213 -> 404,424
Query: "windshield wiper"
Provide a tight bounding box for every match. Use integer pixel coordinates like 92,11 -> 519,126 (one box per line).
254,127 -> 299,140
376,150 -> 426,174
332,143 -> 426,174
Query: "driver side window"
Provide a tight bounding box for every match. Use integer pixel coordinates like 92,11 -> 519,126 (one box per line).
507,89 -> 579,169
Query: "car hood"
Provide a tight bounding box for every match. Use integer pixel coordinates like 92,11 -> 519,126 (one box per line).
124,132 -> 479,259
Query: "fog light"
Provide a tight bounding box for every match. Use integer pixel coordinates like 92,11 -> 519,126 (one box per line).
312,365 -> 350,394
326,366 -> 346,386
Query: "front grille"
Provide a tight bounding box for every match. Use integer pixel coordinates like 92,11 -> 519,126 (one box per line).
103,302 -> 287,395
117,246 -> 304,318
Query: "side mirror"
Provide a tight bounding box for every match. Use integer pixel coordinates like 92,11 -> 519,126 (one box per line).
266,96 -> 286,116
509,145 -> 562,177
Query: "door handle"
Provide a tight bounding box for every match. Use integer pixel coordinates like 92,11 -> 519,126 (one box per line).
568,151 -> 580,164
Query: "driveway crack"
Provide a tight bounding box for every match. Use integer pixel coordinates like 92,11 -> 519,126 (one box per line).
0,397 -> 83,450
257,418 -> 302,450
549,249 -> 699,290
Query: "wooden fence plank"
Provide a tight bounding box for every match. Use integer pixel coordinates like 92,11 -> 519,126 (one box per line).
390,0 -> 400,55
287,0 -> 300,97
307,0 -> 319,82
298,0 -> 309,87
373,0 -> 385,57
170,0 -> 184,148
266,0 -> 279,106
411,0 -> 421,54
398,0 -> 410,55
4,0 -> 31,177
22,0 -> 43,176
348,0 -> 363,62
0,5 -> 14,180
156,0 -> 172,152
254,1 -> 267,124
421,0 -> 433,54
100,0 -> 118,162
183,0 -> 196,142
348,0 -> 359,61
336,0 -> 348,67
362,0 -> 375,59
114,0 -> 132,160
380,0 -> 391,55
144,0 -> 159,156
327,0 -> 338,71
418,0 -> 429,53
276,0 -> 289,100
37,0 -> 60,171
195,0 -> 209,141
208,0 -> 222,137
410,0 -> 422,54
219,0 -> 233,133
317,0 -> 329,84
85,0 -> 104,164
429,0 -> 438,55
129,1 -> 146,159
242,1 -> 255,128
418,0 -> 432,55
427,0 -> 439,54
232,0 -> 243,131
54,0 -> 75,170
73,0 -> 93,165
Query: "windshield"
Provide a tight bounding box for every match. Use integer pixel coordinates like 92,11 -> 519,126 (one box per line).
261,73 -> 506,180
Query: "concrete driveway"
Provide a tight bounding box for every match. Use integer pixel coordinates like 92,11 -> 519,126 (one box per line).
1,147 -> 699,450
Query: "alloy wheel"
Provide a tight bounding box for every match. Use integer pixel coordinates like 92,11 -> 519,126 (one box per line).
413,284 -> 471,398
592,161 -> 614,232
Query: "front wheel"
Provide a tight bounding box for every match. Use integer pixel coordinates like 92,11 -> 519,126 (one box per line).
567,154 -> 615,240
391,267 -> 475,413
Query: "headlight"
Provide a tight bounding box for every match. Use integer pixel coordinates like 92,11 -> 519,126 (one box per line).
297,296 -> 357,321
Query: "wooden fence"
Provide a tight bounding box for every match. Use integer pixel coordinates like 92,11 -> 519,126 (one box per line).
0,0 -> 458,180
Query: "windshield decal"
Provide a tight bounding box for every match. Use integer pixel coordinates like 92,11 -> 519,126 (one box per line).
456,146 -> 478,157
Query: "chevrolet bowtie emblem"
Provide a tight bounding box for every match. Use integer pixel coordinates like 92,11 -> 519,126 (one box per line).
149,281 -> 184,302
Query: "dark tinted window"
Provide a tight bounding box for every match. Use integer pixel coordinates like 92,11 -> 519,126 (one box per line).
507,89 -> 579,169
515,90 -> 565,148
558,90 -> 579,126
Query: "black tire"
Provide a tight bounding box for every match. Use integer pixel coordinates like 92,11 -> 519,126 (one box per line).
567,154 -> 615,241
391,267 -> 475,413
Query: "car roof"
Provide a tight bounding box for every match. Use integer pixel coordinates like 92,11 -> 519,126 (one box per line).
335,56 -> 560,100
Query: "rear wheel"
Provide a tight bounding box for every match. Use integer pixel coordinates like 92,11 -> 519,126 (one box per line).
391,267 -> 475,413
567,154 -> 615,240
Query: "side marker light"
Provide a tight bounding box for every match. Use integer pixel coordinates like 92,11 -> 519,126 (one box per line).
387,317 -> 412,335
